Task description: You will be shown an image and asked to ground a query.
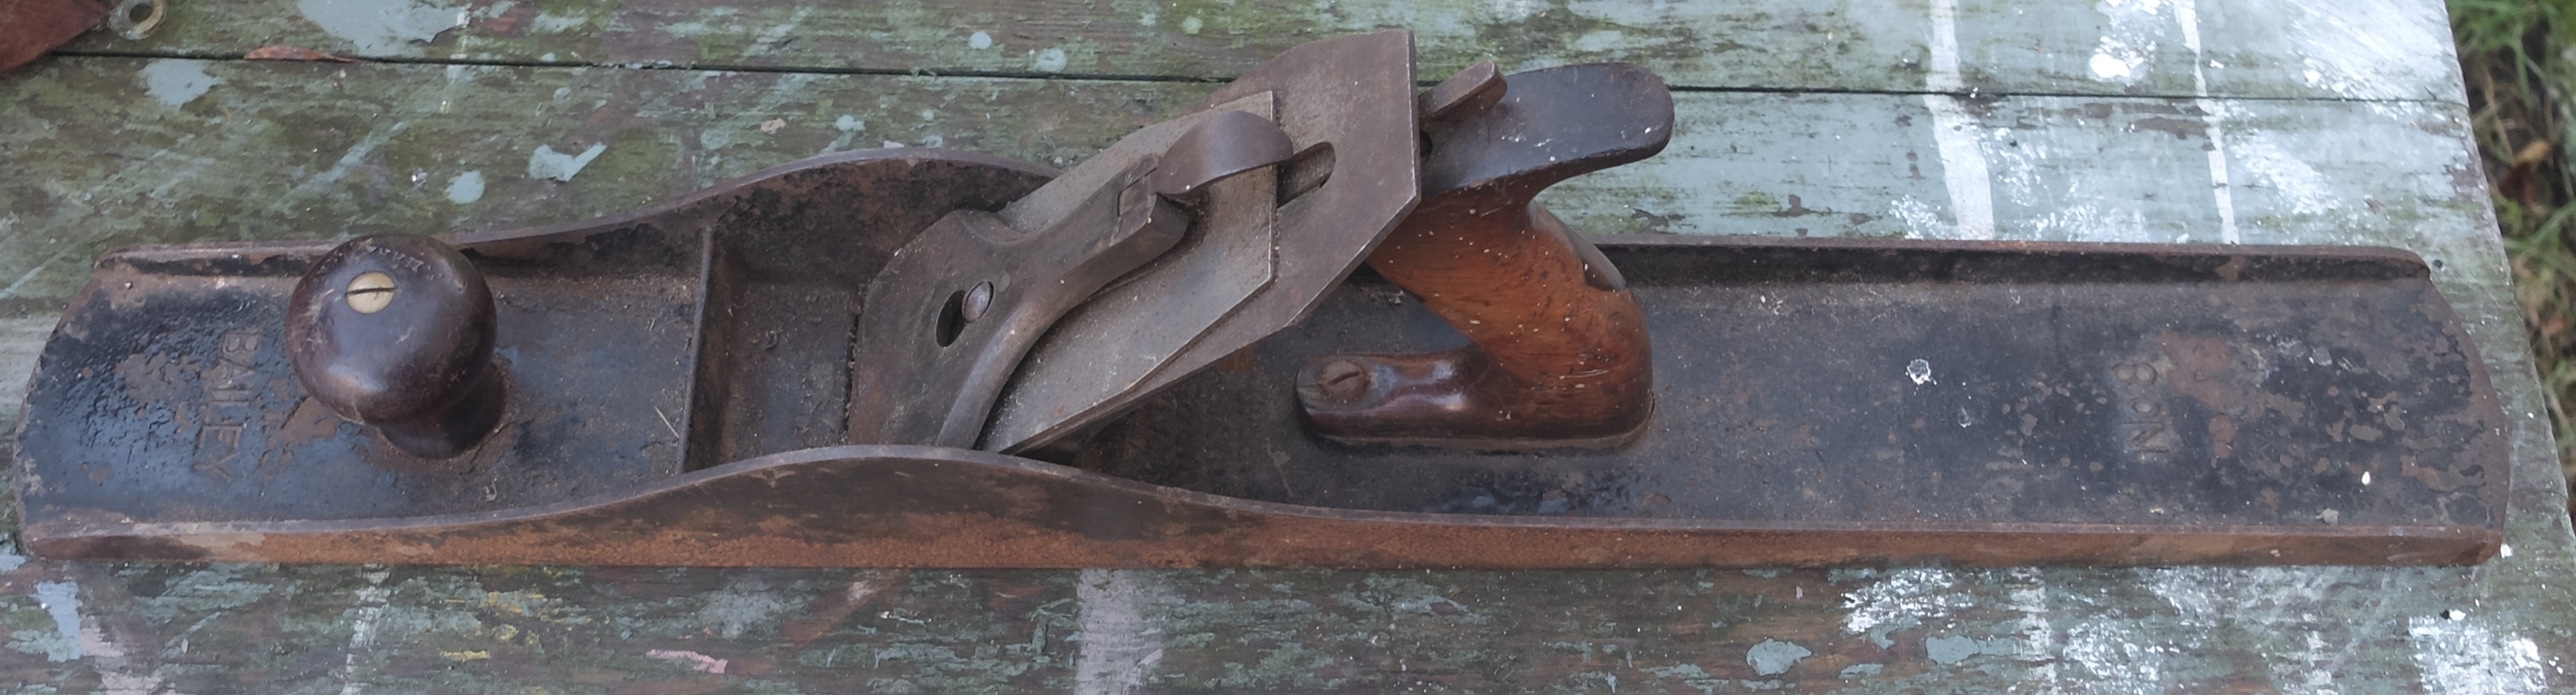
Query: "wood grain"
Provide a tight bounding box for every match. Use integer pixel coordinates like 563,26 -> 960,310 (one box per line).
49,0 -> 2467,102
0,59 -> 2501,306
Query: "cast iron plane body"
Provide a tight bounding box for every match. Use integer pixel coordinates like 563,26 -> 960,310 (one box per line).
13,32 -> 2511,567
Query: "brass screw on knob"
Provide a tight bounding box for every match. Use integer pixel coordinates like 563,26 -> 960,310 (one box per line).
345,271 -> 396,313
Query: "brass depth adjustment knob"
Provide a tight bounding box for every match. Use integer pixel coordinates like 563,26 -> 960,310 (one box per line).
285,233 -> 505,459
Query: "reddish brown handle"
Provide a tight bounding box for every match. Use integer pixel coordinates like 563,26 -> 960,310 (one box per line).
1,0 -> 114,74
1297,62 -> 1671,447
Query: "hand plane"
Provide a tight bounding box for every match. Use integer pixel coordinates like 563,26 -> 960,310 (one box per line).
13,31 -> 2511,567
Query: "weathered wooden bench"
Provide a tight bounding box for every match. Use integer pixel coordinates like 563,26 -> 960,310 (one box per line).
0,0 -> 2565,690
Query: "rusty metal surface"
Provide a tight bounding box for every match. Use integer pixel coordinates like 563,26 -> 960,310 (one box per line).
845,108 -> 1293,447
846,157 -> 1188,447
1302,62 -> 1669,446
1080,237 -> 2509,551
14,150 -> 1052,524
945,93 -> 1283,451
983,29 -> 1424,453
1148,109 -> 1297,200
16,229 -> 2509,566
1417,60 -> 1505,126
21,443 -> 2497,569
611,150 -> 1054,470
3,30 -> 2511,568
0,0 -> 110,74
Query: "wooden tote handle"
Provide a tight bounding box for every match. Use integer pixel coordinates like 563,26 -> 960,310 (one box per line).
1297,62 -> 1673,446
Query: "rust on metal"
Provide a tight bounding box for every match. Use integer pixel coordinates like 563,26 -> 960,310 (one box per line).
8,31 -> 2516,569
0,0 -> 111,74
846,156 -> 1188,448
980,30 -> 1424,453
1149,109 -> 1297,200
1300,62 -> 1668,446
24,444 -> 2500,568
1417,60 -> 1505,126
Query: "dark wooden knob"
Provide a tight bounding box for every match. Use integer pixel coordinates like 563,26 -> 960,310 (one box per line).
286,233 -> 504,458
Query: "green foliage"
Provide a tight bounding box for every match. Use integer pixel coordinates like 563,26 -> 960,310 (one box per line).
2452,0 -> 2576,513
2453,0 -> 2571,56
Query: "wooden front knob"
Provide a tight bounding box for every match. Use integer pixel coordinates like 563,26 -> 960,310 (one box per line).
286,233 -> 504,458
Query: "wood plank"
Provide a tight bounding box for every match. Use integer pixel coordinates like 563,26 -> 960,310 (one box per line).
1,56 -> 2569,691
0,59 -> 1204,307
0,564 -> 1083,691
0,556 -> 2563,690
49,0 -> 2466,102
0,58 -> 2497,306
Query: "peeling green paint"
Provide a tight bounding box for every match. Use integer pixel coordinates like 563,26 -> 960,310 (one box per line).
58,0 -> 2466,101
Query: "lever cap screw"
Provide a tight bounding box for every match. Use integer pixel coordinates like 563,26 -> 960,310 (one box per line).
961,281 -> 994,322
345,271 -> 396,313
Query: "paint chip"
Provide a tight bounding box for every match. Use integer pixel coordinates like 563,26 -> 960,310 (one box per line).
760,119 -> 787,134
140,60 -> 220,109
445,171 -> 484,204
527,143 -> 607,182
294,0 -> 467,54
968,31 -> 993,50
2090,52 -> 2136,81
1032,47 -> 1069,72
1924,633 -> 1980,664
32,581 -> 81,662
646,649 -> 728,673
1746,639 -> 1811,675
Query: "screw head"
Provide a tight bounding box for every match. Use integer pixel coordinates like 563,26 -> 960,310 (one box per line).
960,281 -> 994,322
1314,357 -> 1374,403
345,271 -> 396,313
